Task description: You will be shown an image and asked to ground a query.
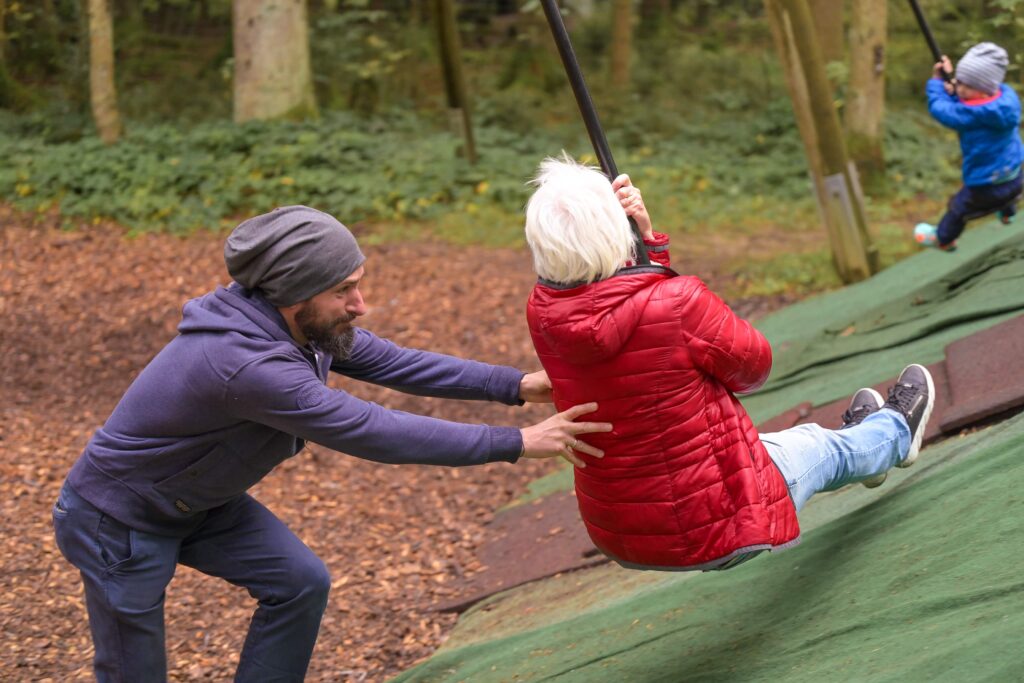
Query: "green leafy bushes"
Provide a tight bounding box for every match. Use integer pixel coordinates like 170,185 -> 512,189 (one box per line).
0,103 -> 961,241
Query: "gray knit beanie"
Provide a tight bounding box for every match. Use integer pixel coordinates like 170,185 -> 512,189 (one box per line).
224,205 -> 365,307
956,42 -> 1008,95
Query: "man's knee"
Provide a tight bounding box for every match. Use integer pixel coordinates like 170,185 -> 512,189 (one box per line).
283,554 -> 331,609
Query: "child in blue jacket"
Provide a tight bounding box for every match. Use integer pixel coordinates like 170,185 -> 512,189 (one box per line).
915,42 -> 1023,251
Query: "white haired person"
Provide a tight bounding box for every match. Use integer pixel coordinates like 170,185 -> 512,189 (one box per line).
524,155 -> 936,571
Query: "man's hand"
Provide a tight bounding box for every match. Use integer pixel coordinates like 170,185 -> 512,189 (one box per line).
520,403 -> 612,468
519,370 -> 553,403
612,174 -> 654,240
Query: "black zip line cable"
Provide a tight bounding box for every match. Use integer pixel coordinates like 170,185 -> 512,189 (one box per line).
907,0 -> 953,82
538,0 -> 651,266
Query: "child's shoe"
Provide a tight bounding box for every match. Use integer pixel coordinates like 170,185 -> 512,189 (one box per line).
998,208 -> 1014,225
839,388 -> 888,488
914,223 -> 957,251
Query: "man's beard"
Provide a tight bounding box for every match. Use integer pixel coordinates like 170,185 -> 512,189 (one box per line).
295,304 -> 357,360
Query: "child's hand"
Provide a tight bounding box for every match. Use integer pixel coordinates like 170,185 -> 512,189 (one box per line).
933,56 -> 953,80
611,174 -> 654,240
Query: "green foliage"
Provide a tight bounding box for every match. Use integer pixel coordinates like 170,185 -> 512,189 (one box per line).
310,2 -> 432,115
0,0 -> 994,312
0,110 -> 558,234
880,108 -> 962,194
731,249 -> 844,299
0,98 -> 963,247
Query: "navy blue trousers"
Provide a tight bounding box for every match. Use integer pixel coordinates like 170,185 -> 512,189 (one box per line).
937,174 -> 1023,246
52,483 -> 331,682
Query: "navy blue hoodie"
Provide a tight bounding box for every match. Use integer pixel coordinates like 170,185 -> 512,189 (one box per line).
67,283 -> 525,536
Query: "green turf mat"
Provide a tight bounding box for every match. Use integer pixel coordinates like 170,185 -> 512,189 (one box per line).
742,221 -> 1024,422
392,414 -> 1024,682
754,220 -> 1023,348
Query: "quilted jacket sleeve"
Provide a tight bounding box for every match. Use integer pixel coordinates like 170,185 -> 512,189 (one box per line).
680,278 -> 773,394
644,231 -> 671,267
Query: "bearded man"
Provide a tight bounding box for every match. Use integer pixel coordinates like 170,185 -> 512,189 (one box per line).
52,205 -> 609,682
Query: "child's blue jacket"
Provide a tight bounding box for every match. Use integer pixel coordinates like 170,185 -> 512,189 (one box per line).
927,79 -> 1023,187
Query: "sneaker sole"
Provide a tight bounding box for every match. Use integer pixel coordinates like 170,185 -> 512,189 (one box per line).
862,472 -> 887,488
897,364 -> 935,468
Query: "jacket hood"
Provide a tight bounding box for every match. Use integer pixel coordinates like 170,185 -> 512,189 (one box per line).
178,282 -> 296,347
528,268 -> 671,365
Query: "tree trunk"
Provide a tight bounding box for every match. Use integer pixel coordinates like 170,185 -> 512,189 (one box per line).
693,0 -> 712,28
765,0 -> 877,283
36,0 -> 61,74
845,0 -> 887,191
87,0 -> 122,144
638,0 -> 670,38
807,0 -> 844,65
233,0 -> 317,122
610,0 -> 633,89
0,0 -> 13,108
432,0 -> 476,163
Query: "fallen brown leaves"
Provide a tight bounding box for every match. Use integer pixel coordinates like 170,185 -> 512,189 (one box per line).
0,205 -> 783,681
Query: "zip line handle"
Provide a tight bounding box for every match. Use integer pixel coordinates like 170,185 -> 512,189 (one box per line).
907,0 -> 953,83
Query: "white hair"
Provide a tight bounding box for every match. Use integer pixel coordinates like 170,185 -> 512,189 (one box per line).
524,154 -> 635,284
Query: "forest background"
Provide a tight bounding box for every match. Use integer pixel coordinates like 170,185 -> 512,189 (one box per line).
1,0 -> 1023,299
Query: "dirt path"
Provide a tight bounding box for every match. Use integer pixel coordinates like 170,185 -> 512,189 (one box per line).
0,207 -> 793,681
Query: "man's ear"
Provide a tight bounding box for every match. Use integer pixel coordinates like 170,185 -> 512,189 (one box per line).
278,301 -> 302,317
277,301 -> 306,343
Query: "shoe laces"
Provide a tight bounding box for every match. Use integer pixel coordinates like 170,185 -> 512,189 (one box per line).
886,382 -> 919,417
841,403 -> 874,427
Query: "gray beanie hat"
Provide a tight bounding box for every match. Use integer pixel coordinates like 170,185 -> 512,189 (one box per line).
956,42 -> 1008,95
224,205 -> 365,307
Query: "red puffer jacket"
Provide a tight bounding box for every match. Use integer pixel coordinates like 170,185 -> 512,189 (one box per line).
526,234 -> 800,570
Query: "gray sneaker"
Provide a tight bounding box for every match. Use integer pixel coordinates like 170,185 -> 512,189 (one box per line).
882,364 -> 935,468
840,388 -> 887,488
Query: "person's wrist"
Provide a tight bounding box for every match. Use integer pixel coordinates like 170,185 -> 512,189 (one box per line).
518,373 -> 534,402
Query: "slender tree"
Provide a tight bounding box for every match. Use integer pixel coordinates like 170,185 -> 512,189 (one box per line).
0,0 -> 28,109
845,0 -> 887,191
233,0 -> 317,122
0,0 -> 6,76
610,0 -> 633,89
87,0 -> 122,144
638,0 -> 670,39
432,0 -> 476,163
0,0 -> 6,59
765,0 -> 877,283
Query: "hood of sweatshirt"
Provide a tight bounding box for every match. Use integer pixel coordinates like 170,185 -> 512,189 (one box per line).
527,269 -> 672,366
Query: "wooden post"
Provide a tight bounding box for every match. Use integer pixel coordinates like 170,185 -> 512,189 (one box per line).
765,0 -> 877,283
432,0 -> 477,164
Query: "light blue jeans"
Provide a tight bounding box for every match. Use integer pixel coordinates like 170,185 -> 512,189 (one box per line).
760,408 -> 911,512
